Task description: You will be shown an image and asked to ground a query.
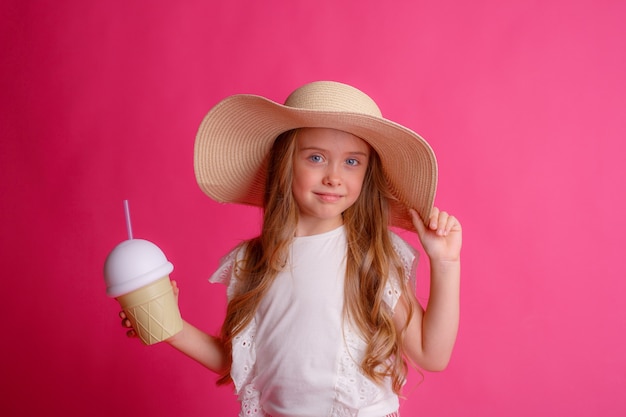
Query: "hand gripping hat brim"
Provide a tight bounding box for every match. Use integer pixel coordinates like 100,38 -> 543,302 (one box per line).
194,81 -> 437,231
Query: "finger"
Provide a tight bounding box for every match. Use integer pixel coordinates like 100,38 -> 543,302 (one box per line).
428,207 -> 441,231
126,329 -> 136,338
436,210 -> 450,236
410,208 -> 426,234
119,310 -> 126,319
444,214 -> 460,235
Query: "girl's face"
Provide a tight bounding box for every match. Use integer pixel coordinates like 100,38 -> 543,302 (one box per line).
292,128 -> 371,236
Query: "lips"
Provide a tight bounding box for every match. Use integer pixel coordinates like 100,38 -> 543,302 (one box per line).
314,192 -> 343,203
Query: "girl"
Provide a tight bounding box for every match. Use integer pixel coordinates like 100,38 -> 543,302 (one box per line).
121,81 -> 462,417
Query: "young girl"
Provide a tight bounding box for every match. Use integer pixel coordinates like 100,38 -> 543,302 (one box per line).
121,81 -> 462,417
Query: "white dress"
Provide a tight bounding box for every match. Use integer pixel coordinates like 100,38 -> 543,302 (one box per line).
210,226 -> 417,417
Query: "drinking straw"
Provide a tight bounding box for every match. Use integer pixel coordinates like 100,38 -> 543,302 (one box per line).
123,200 -> 133,240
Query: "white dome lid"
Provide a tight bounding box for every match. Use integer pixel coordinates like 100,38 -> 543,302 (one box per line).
104,239 -> 174,297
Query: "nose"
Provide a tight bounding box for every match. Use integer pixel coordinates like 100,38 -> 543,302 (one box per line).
323,163 -> 341,186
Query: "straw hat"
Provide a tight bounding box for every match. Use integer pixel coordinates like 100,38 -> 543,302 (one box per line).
194,81 -> 437,230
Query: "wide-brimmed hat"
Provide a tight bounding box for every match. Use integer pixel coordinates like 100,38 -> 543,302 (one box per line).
194,80 -> 437,230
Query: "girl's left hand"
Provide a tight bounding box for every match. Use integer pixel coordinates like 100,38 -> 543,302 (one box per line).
410,207 -> 462,262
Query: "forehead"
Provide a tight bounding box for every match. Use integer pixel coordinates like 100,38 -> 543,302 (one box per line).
296,128 -> 371,154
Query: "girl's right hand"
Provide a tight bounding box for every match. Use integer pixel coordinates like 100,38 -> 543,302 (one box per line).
119,310 -> 137,339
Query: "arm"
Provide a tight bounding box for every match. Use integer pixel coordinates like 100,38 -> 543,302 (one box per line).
393,207 -> 462,371
165,319 -> 227,374
120,280 -> 227,374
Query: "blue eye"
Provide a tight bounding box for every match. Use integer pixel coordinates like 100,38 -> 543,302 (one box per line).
346,158 -> 359,166
309,154 -> 323,163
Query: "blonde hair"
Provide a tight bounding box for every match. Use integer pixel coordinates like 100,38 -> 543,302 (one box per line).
217,129 -> 414,393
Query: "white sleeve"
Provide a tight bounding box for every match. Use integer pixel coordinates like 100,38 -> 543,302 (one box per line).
208,245 -> 245,301
382,232 -> 418,312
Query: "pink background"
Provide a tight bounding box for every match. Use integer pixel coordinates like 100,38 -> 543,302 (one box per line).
2,1 -> 625,416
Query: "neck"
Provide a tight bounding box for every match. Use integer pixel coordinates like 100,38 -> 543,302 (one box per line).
295,217 -> 343,237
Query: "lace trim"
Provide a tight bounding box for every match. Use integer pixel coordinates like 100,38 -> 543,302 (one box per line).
332,324 -> 382,416
233,320 -> 264,416
239,382 -> 266,417
384,233 -> 418,311
209,246 -> 260,405
208,247 -> 242,300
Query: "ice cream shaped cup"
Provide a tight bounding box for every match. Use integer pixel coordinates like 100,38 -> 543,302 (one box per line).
104,239 -> 183,345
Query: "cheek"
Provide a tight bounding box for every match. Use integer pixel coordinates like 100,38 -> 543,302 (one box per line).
291,170 -> 311,201
293,164 -> 322,187
348,172 -> 367,196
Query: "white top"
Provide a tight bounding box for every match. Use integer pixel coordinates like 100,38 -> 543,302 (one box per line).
210,226 -> 417,417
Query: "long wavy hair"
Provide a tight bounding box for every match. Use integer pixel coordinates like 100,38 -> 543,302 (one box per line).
217,129 -> 415,393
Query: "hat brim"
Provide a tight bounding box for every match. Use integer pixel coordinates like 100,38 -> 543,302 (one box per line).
194,95 -> 437,230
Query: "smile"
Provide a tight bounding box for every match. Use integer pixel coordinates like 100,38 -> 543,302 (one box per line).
314,192 -> 344,203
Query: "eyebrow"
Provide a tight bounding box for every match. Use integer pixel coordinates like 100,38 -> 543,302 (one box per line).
298,146 -> 370,157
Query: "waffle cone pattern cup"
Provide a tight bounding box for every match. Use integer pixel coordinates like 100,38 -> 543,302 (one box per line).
116,275 -> 183,345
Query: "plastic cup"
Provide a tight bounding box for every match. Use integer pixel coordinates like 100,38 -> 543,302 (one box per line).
104,239 -> 183,345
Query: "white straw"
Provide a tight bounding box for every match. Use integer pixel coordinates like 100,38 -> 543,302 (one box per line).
123,200 -> 133,240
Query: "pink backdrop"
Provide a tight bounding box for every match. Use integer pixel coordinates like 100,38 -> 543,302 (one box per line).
2,1 -> 625,416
